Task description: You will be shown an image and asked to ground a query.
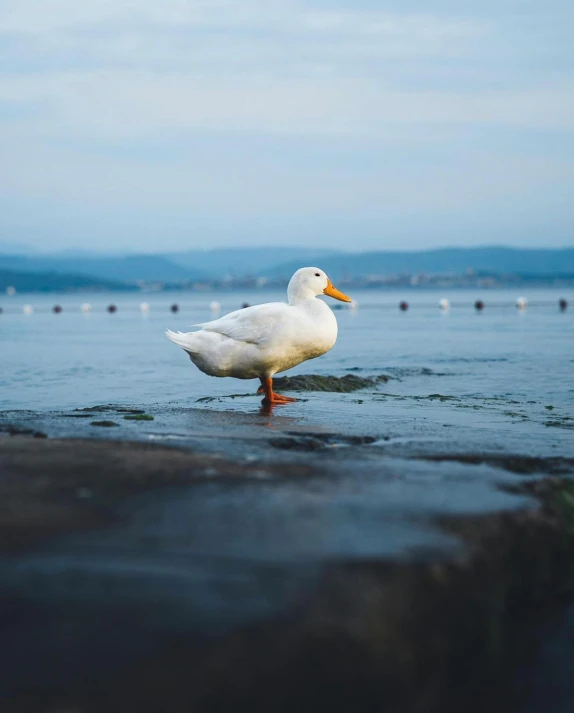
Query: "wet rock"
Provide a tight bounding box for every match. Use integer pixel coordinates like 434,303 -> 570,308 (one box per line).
545,418 -> 574,430
272,373 -> 389,393
269,436 -> 326,451
76,405 -> 146,414
90,420 -> 119,428
270,431 -> 377,450
421,393 -> 458,402
4,475 -> 574,713
416,454 -> 574,475
3,439 -> 574,712
0,438 -> 319,552
123,414 -> 154,421
0,425 -> 48,439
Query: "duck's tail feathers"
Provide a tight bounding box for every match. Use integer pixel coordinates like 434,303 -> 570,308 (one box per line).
165,329 -> 198,354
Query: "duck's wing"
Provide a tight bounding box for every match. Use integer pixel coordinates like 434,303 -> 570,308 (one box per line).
194,302 -> 289,345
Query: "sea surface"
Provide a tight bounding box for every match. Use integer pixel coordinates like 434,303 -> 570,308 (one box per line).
1,286 -> 573,432
0,289 -> 574,400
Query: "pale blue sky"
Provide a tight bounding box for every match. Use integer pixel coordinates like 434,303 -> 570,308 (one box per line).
1,0 -> 573,253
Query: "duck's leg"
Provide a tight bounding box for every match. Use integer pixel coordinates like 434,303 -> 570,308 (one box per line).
260,377 -> 297,404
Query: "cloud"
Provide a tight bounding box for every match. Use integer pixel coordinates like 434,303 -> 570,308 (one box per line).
0,0 -> 573,250
0,2 -> 488,77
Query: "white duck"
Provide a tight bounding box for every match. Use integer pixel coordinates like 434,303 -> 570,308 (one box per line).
166,267 -> 352,404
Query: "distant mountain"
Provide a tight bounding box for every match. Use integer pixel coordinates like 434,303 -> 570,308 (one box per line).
0,254 -> 204,284
2,246 -> 573,286
167,247 -> 339,279
270,247 -> 574,280
0,269 -> 130,293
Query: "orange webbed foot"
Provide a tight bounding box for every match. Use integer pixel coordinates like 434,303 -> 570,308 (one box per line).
262,393 -> 297,405
259,377 -> 296,405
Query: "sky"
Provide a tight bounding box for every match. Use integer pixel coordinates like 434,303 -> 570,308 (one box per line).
1,0 -> 573,254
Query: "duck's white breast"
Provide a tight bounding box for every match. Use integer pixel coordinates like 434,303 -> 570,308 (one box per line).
261,299 -> 338,375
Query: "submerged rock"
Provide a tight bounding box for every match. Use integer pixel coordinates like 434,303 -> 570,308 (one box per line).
0,424 -> 47,438
272,373 -> 389,393
270,431 -> 377,451
76,405 -> 146,414
416,454 -> 574,476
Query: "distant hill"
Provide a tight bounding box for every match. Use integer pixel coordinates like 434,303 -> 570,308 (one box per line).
167,247 -> 338,278
0,269 -> 131,293
0,254 -> 204,284
270,247 -> 574,280
1,246 -> 573,286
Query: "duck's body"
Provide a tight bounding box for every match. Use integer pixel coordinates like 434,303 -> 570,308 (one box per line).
166,267 -> 351,404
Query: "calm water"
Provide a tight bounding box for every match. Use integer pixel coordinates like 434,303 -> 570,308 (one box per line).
1,288 -> 573,452
1,287 -> 572,406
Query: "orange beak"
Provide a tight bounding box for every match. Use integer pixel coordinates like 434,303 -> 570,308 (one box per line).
323,279 -> 352,303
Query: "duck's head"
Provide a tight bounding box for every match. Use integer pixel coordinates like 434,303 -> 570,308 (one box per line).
288,267 -> 352,305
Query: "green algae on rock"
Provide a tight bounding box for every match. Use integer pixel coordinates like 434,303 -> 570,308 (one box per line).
124,414 -> 154,421
76,405 -> 146,414
272,373 -> 389,393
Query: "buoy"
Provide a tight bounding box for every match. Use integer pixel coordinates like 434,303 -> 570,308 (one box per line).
474,300 -> 484,312
515,297 -> 527,310
81,303 -> 92,313
241,302 -> 250,309
140,302 -> 150,313
399,301 -> 409,311
439,298 -> 450,311
559,298 -> 568,312
23,304 -> 34,315
53,305 -> 62,314
170,303 -> 179,313
107,304 -> 117,313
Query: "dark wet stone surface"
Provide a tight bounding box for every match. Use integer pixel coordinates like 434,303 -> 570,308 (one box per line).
0,437 -> 319,551
272,373 -> 389,392
0,424 -> 48,439
269,431 -> 377,451
1,434 -> 574,712
416,454 -> 574,476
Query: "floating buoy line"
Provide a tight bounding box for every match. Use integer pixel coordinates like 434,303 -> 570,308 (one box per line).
0,298 -> 569,315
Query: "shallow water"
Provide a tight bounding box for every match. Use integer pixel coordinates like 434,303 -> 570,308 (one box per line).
2,287 -> 573,450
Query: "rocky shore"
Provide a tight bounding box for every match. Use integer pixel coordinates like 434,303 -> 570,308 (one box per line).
1,431 -> 574,713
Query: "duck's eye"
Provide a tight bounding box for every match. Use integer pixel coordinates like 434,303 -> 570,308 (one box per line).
315,273 -> 320,277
